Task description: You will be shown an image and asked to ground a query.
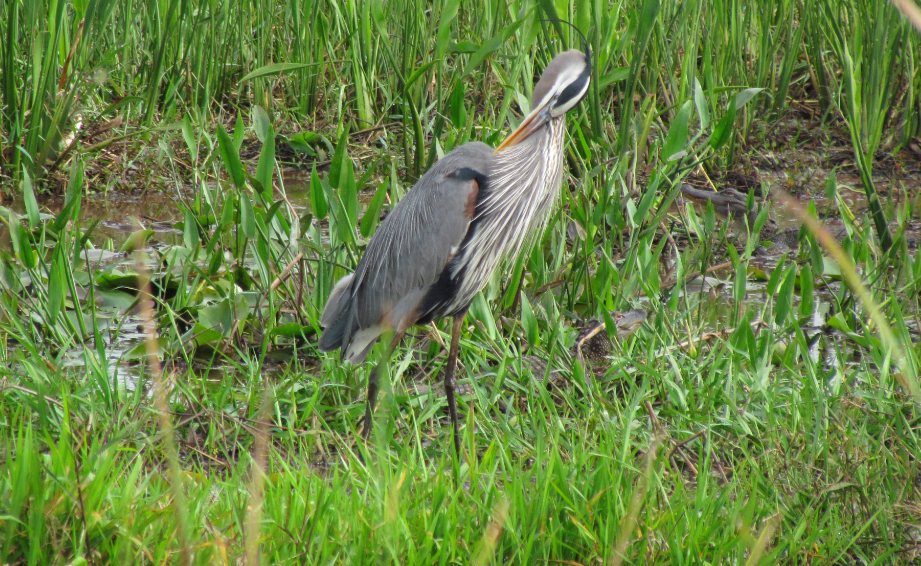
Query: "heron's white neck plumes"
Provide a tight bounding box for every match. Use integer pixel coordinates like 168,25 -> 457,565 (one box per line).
447,119 -> 566,311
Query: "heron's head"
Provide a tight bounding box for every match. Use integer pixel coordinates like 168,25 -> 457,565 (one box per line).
495,48 -> 591,152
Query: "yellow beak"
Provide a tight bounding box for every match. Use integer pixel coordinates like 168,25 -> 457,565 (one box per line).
494,102 -> 551,153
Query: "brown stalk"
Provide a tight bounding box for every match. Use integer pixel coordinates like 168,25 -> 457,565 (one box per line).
244,388 -> 272,566
890,0 -> 921,34
610,435 -> 663,566
137,257 -> 192,566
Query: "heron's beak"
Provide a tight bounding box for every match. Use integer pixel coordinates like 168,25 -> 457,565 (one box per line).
494,101 -> 551,153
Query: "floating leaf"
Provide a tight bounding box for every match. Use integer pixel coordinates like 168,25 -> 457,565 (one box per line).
95,271 -> 141,291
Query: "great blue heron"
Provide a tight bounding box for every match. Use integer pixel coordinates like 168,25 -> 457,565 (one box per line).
318,45 -> 591,455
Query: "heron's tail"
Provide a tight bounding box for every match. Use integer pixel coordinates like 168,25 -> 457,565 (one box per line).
318,274 -> 356,352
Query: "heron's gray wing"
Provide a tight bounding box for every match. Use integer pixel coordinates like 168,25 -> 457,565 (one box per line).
319,141 -> 492,360
352,142 -> 492,328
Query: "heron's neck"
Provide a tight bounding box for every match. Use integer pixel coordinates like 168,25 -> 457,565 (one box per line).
446,118 -> 567,309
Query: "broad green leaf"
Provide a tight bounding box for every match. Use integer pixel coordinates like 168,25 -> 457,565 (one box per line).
187,323 -> 226,348
310,164 -> 328,219
21,168 -> 39,229
220,197 -> 235,228
360,180 -> 389,238
184,209 -> 199,249
181,114 -> 197,162
766,255 -> 787,296
734,88 -> 765,109
469,292 -> 497,340
449,79 -> 466,127
599,67 -> 630,89
265,200 -> 285,227
252,105 -> 271,143
341,159 -> 359,236
825,169 -> 838,200
521,294 -> 538,348
54,159 -> 84,233
799,263 -> 814,319
95,271 -> 141,290
233,114 -> 245,150
404,61 -> 437,92
436,0 -> 461,59
694,78 -> 710,131
46,245 -> 66,327
240,195 -> 256,239
284,132 -> 319,155
827,312 -> 854,334
822,257 -> 842,279
255,124 -> 275,201
461,20 -> 524,77
709,95 -> 737,151
663,100 -> 692,162
329,125 -> 349,189
775,264 -> 797,326
217,124 -> 245,188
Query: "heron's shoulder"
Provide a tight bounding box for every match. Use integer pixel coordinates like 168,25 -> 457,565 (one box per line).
432,141 -> 492,174
450,140 -> 493,154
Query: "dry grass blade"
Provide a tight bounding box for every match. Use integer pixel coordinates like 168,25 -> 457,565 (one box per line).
610,436 -> 663,566
472,497 -> 510,566
137,257 -> 191,566
744,513 -> 780,566
245,389 -> 272,566
890,0 -> 921,34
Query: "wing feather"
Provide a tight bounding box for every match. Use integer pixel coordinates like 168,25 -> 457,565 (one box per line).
349,142 -> 492,332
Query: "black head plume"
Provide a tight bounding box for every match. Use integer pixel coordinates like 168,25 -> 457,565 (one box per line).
540,18 -> 591,76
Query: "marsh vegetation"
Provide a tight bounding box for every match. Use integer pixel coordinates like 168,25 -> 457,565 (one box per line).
2,0 -> 921,563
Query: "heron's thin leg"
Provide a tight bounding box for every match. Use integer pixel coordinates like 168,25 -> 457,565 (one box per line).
444,312 -> 467,456
362,330 -> 406,441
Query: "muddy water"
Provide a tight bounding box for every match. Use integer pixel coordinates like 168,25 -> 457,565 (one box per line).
0,190 -> 187,250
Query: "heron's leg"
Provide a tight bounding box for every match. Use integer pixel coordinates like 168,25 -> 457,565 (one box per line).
362,330 -> 406,441
444,312 -> 468,456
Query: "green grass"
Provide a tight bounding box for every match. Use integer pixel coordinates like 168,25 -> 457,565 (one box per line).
2,0 -> 921,564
